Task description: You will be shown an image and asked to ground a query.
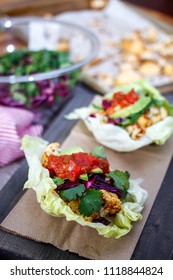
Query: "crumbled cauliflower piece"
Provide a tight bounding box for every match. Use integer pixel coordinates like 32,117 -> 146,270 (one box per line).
100,189 -> 122,215
67,189 -> 122,222
42,142 -> 60,167
125,106 -> 168,140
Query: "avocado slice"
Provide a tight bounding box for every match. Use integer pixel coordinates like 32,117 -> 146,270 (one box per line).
120,101 -> 152,126
90,167 -> 103,174
110,95 -> 151,119
60,146 -> 83,155
79,174 -> 88,181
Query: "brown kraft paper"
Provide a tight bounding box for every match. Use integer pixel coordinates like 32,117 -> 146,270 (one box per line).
1,121 -> 173,259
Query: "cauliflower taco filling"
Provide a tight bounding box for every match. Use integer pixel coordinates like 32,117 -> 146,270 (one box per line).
42,144 -> 130,224
90,88 -> 169,140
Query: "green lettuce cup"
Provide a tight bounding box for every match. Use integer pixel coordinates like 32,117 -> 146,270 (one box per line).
66,80 -> 173,152
21,135 -> 148,238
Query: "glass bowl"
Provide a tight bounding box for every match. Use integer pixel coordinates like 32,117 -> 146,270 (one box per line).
0,16 -> 99,108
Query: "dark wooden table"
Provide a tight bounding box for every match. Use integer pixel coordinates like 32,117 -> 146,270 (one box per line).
0,82 -> 173,260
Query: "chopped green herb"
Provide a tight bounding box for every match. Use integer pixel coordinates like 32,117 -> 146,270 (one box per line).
78,188 -> 103,217
52,177 -> 65,186
109,170 -> 130,197
90,146 -> 107,159
92,103 -> 103,111
0,49 -> 71,75
59,184 -> 85,201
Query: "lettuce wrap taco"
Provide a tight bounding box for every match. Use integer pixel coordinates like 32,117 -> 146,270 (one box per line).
66,80 -> 173,152
21,136 -> 148,238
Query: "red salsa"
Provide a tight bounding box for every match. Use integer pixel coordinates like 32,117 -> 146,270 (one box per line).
103,89 -> 139,115
47,152 -> 110,182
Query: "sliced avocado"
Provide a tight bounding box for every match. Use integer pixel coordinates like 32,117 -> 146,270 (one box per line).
79,174 -> 88,181
60,146 -> 83,155
120,101 -> 152,126
91,167 -> 103,174
110,95 -> 151,119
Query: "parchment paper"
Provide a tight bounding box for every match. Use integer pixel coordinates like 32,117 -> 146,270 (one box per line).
1,121 -> 173,259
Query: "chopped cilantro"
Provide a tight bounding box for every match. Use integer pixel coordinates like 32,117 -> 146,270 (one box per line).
59,184 -> 85,201
92,103 -> 103,111
109,170 -> 130,197
90,146 -> 107,159
52,177 -> 65,186
78,189 -> 103,217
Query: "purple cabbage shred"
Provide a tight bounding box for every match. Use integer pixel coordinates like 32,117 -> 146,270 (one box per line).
108,117 -> 126,125
93,217 -> 111,226
89,113 -> 96,118
102,99 -> 111,109
55,174 -> 123,198
56,179 -> 80,191
84,174 -> 123,197
0,75 -> 70,108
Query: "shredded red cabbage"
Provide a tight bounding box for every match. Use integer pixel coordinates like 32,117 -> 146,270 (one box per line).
93,217 -> 111,225
55,174 -> 123,198
0,75 -> 70,108
108,117 -> 126,125
89,113 -> 96,118
102,99 -> 111,109
56,179 -> 80,190
84,174 -> 124,197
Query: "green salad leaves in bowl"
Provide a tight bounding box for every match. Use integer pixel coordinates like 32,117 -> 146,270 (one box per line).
0,16 -> 98,108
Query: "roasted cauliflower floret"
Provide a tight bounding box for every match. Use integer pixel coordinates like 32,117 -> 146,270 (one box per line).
100,189 -> 122,215
67,189 -> 122,222
42,142 -> 60,167
137,114 -> 151,128
126,124 -> 145,140
126,106 -> 168,140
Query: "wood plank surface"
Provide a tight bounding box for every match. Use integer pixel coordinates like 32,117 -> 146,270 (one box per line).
0,0 -> 89,16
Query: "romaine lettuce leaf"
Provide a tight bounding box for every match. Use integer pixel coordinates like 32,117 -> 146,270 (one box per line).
21,135 -> 148,239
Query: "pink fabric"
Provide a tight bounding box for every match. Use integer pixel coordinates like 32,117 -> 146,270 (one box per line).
0,106 -> 43,167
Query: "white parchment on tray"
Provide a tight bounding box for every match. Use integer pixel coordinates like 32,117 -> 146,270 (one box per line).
56,0 -> 173,94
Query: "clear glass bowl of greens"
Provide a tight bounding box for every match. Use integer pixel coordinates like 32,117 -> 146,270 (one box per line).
0,16 -> 99,108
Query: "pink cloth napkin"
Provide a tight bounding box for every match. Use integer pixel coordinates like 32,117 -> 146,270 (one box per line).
0,106 -> 43,167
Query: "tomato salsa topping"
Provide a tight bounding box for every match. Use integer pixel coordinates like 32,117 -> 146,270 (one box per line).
47,152 -> 110,182
102,89 -> 139,115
